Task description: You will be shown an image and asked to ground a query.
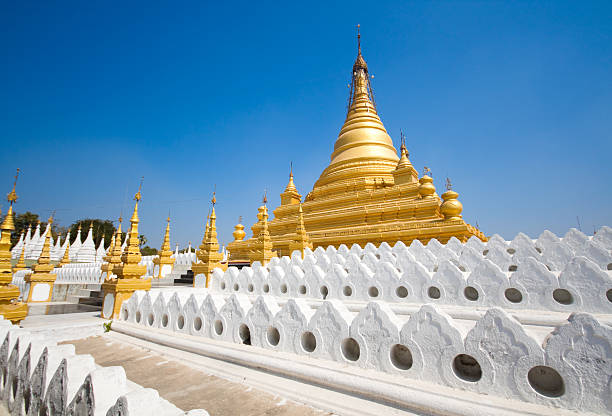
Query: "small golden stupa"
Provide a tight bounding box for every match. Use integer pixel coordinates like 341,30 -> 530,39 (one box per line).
192,192 -> 225,287
13,244 -> 27,272
228,27 -> 485,262
0,170 -> 28,322
100,218 -> 122,280
25,214 -> 57,302
102,181 -> 151,319
153,215 -> 175,278
247,192 -> 278,266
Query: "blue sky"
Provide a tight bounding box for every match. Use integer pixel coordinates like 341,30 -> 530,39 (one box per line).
1,1 -> 611,248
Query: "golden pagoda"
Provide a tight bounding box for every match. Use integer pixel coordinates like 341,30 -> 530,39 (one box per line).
247,193 -> 278,265
192,193 -> 225,287
101,182 -> 151,319
288,203 -> 313,258
100,218 -> 122,280
0,170 -> 28,322
228,27 -> 485,262
58,231 -> 71,266
153,215 -> 175,278
25,214 -> 57,302
13,244 -> 27,272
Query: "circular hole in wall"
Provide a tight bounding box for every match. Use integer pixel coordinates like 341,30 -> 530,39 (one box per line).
508,265 -> 518,272
301,332 -> 316,353
396,286 -> 408,298
368,287 -> 379,297
214,320 -> 224,335
135,311 -> 142,323
607,289 -> 612,303
298,285 -> 307,295
464,286 -> 479,301
505,288 -> 523,303
390,344 -> 413,370
482,249 -> 489,256
121,309 -> 128,321
267,327 -> 280,346
239,324 -> 251,345
263,284 -> 270,293
147,314 -> 154,326
341,338 -> 360,362
194,317 -> 203,331
162,314 -> 169,327
247,284 -> 254,292
535,247 -> 542,254
220,281 -> 226,290
428,286 -> 441,299
528,366 -> 565,398
507,248 -> 516,255
453,354 -> 482,382
343,286 -> 353,297
608,263 -> 612,271
280,284 -> 288,294
553,289 -> 573,305
233,283 -> 239,291
177,315 -> 185,330
320,286 -> 329,299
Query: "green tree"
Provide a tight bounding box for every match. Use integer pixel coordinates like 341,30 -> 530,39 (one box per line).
138,234 -> 147,248
68,219 -> 116,249
10,211 -> 67,246
141,246 -> 158,256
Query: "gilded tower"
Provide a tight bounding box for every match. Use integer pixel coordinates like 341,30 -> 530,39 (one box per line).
228,29 -> 485,263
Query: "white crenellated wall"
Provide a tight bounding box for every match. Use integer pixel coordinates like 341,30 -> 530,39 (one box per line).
209,226 -> 612,314
120,288 -> 612,415
0,317 -> 208,416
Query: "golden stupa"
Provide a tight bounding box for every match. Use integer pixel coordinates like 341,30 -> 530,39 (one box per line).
228,28 -> 485,262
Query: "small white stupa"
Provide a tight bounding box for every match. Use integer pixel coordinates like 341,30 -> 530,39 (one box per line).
95,236 -> 106,262
69,224 -> 83,260
25,221 -> 42,260
11,231 -> 24,259
75,222 -> 96,263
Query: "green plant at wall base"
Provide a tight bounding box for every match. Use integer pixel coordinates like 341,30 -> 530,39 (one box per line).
103,321 -> 112,332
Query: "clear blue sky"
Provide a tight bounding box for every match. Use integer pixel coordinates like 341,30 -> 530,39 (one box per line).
1,1 -> 611,249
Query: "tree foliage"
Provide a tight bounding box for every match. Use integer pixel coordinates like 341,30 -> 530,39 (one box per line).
141,246 -> 158,256
10,211 -> 67,246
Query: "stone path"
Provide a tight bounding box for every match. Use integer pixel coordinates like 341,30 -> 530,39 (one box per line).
64,335 -> 332,416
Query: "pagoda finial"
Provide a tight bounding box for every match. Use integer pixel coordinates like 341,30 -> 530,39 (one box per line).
263,189 -> 268,205
7,168 -> 19,205
423,166 -> 432,177
212,185 -> 216,207
357,24 -> 361,55
290,161 -> 293,178
446,177 -> 453,191
134,176 -> 144,202
400,130 -> 407,154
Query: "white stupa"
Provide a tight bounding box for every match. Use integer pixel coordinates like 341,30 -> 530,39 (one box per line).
95,236 -> 106,262
11,232 -> 24,259
25,222 -> 42,260
75,223 -> 96,263
69,225 -> 83,260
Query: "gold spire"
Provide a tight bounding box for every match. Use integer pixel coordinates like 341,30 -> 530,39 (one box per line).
59,232 -> 71,266
102,185 -> 151,320
249,197 -> 277,265
313,27 -> 399,194
192,191 -> 224,287
393,130 -> 418,185
288,203 -> 313,258
154,214 -> 175,278
34,216 -> 54,267
281,163 -> 302,205
13,244 -> 27,272
440,177 -> 463,220
0,170 -> 27,322
113,185 -> 147,280
105,217 -> 124,276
